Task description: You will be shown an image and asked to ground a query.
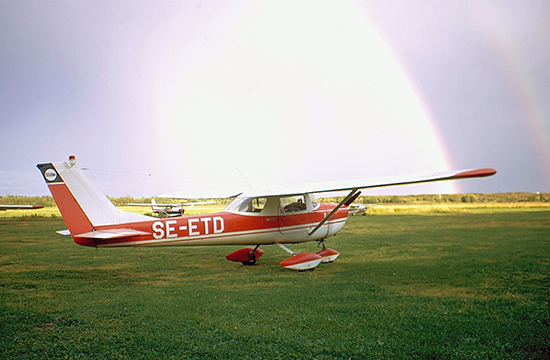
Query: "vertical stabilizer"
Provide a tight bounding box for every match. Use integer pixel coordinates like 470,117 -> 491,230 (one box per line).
37,156 -> 150,236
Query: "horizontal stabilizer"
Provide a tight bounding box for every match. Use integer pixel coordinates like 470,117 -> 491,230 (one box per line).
74,228 -> 151,240
56,229 -> 71,236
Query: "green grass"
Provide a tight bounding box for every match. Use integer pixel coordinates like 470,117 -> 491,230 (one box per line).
1,211 -> 549,359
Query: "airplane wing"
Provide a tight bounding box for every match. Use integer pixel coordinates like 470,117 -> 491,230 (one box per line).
244,168 -> 497,197
156,168 -> 495,200
265,167 -> 496,238
0,204 -> 44,210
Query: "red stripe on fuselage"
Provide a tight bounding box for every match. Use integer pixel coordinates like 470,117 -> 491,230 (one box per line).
84,203 -> 349,248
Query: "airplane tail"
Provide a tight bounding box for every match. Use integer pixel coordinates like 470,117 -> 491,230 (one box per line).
37,156 -> 150,244
150,198 -> 160,211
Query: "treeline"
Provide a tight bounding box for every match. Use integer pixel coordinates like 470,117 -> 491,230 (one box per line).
0,196 -> 56,207
0,196 -> 228,207
2,193 -> 548,207
322,192 -> 548,204
106,197 -> 234,206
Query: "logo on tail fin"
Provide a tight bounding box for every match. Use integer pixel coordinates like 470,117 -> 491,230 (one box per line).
45,169 -> 58,182
37,163 -> 64,183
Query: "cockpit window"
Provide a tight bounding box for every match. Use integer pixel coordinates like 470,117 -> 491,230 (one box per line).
280,195 -> 307,213
246,197 -> 267,212
224,196 -> 267,213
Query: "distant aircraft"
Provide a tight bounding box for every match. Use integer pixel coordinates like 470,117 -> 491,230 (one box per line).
37,156 -> 496,271
128,198 -> 215,218
348,203 -> 368,216
0,204 -> 43,211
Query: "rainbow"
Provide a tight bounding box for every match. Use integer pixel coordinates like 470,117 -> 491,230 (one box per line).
470,1 -> 550,187
373,2 -> 550,192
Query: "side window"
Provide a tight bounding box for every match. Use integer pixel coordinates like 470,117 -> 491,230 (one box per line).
280,195 -> 307,213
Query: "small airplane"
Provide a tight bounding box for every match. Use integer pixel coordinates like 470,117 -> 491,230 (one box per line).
128,198 -> 215,218
37,156 -> 496,271
348,203 -> 368,216
0,204 -> 44,211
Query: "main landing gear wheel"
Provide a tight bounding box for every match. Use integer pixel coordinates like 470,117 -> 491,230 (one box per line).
241,248 -> 257,266
225,246 -> 264,266
275,243 -> 323,271
316,241 -> 340,263
279,252 -> 323,271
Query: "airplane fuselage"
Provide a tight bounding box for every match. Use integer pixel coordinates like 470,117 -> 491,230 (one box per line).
75,202 -> 348,248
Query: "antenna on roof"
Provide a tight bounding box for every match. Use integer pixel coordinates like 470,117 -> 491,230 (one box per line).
236,168 -> 252,191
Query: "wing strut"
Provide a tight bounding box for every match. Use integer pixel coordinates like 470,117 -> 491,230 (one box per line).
309,189 -> 359,236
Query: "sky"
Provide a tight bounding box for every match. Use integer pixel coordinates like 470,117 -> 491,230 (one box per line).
1,0 -> 549,198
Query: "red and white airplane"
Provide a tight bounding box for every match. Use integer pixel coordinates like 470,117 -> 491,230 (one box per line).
37,156 -> 496,271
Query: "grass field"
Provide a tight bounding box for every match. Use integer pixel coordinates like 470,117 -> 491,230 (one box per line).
1,210 -> 549,359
